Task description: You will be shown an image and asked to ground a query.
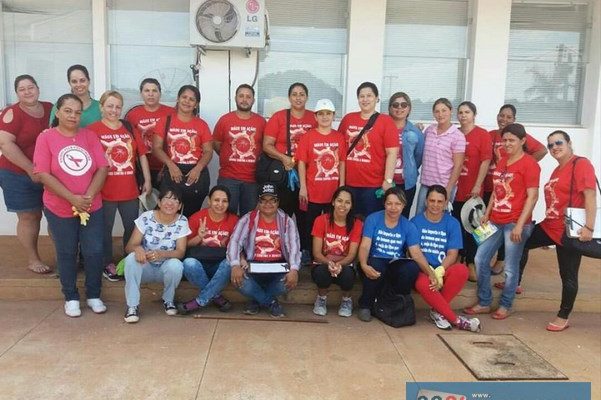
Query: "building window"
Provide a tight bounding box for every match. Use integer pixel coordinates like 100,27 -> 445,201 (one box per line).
505,1 -> 590,125
258,0 -> 348,117
382,0 -> 470,120
108,0 -> 195,111
2,0 -> 93,105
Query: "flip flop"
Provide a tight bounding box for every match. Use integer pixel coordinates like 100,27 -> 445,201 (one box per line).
546,320 -> 569,332
491,308 -> 511,320
463,304 -> 491,315
28,263 -> 53,274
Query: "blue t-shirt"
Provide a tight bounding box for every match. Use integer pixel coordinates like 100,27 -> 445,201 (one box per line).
411,212 -> 463,267
362,210 -> 419,259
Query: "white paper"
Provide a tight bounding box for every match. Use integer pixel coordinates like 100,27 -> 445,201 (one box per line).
249,262 -> 290,274
565,207 -> 601,239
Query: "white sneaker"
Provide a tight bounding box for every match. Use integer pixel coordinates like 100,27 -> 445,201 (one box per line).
313,295 -> 327,316
429,309 -> 452,330
64,300 -> 81,317
338,297 -> 353,317
86,298 -> 107,314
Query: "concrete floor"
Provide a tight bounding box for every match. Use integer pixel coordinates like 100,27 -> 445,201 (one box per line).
0,300 -> 599,400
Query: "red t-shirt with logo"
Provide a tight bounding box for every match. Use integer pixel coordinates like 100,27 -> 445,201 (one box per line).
253,218 -> 283,262
296,128 -> 347,204
87,121 -> 147,202
456,126 -> 493,202
32,127 -> 109,217
311,214 -> 363,258
0,101 -> 53,174
154,115 -> 212,165
540,157 -> 596,244
490,154 -> 540,225
338,112 -> 399,187
484,129 -> 545,193
213,111 -> 266,182
264,109 -> 316,159
187,208 -> 239,247
124,104 -> 174,172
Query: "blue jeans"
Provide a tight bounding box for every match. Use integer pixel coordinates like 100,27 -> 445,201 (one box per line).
123,252 -> 183,307
217,177 -> 258,216
237,272 -> 287,306
475,222 -> 534,309
183,258 -> 231,306
44,207 -> 104,301
346,186 -> 383,218
102,199 -> 139,265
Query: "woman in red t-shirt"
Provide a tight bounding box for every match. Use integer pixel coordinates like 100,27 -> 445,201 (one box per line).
124,78 -> 174,188
88,90 -> 151,281
153,85 -> 213,217
0,74 -> 53,274
178,185 -> 240,314
310,187 -> 363,317
465,123 -> 540,320
516,131 -> 596,331
452,101 -> 492,279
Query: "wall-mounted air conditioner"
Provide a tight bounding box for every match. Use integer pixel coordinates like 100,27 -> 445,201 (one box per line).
190,0 -> 266,48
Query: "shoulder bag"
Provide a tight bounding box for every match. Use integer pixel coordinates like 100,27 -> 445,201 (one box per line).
121,119 -> 145,193
561,157 -> 601,259
256,109 -> 291,185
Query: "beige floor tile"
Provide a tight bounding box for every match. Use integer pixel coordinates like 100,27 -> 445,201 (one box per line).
0,300 -> 57,355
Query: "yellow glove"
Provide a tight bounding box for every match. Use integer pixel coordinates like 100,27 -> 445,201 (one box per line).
72,206 -> 90,226
429,265 -> 445,290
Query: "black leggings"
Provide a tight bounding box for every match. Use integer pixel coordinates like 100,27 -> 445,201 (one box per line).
311,264 -> 356,292
279,185 -> 308,250
161,165 -> 210,218
519,224 -> 582,319
358,258 -> 419,309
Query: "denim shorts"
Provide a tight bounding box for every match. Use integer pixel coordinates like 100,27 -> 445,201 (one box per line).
0,169 -> 43,212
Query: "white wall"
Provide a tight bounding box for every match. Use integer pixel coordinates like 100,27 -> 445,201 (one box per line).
0,0 -> 599,234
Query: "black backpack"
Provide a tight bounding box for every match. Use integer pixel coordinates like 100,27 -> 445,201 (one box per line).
373,283 -> 416,328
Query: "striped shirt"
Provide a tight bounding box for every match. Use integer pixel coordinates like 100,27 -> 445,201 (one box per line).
420,123 -> 466,187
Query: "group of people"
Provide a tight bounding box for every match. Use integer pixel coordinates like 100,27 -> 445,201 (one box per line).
0,64 -> 597,333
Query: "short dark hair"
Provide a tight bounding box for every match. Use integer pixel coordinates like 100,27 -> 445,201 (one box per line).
356,81 -> 379,98
139,78 -> 161,93
288,82 -> 308,97
14,74 -> 38,92
433,97 -> 452,111
499,104 -> 517,118
157,185 -> 183,206
458,101 -> 477,115
236,84 -> 255,97
426,185 -> 448,200
548,130 -> 571,143
209,184 -> 231,202
383,186 -> 406,205
67,64 -> 90,81
177,85 -> 201,116
51,94 -> 83,127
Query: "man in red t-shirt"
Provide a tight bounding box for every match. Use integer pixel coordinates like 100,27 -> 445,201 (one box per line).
213,84 -> 266,216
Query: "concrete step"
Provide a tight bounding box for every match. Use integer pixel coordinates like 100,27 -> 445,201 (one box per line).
1,236 -> 600,313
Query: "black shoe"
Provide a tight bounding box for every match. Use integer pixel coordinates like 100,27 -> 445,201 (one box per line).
212,295 -> 232,312
243,301 -> 260,315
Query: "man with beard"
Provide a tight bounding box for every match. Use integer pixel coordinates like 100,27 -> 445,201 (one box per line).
227,183 -> 301,317
213,84 -> 266,215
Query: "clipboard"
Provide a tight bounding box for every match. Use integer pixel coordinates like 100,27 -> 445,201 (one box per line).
249,262 -> 290,274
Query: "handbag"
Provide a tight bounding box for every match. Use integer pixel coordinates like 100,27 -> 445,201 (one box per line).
121,119 -> 145,193
256,109 -> 291,185
372,280 -> 416,328
561,157 -> 601,259
185,246 -> 227,263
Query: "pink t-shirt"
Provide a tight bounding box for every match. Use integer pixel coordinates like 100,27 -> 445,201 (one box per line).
33,127 -> 109,217
420,124 -> 466,187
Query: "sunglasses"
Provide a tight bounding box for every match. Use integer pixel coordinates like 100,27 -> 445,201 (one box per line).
547,140 -> 565,149
390,102 -> 409,110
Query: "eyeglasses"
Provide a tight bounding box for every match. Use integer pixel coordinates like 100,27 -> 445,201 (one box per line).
547,140 -> 565,149
390,102 -> 409,110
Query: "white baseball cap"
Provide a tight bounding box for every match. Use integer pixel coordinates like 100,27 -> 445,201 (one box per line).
314,99 -> 335,113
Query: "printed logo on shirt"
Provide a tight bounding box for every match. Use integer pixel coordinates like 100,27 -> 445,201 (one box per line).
544,178 -> 560,219
313,143 -> 339,181
202,228 -> 231,247
136,118 -> 159,149
345,125 -> 371,163
419,228 -> 448,264
324,232 -> 349,256
492,170 -> 515,213
100,135 -> 134,176
255,225 -> 281,260
58,145 -> 92,176
228,126 -> 257,163
168,129 -> 197,163
374,229 -> 403,258
290,124 -> 312,155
